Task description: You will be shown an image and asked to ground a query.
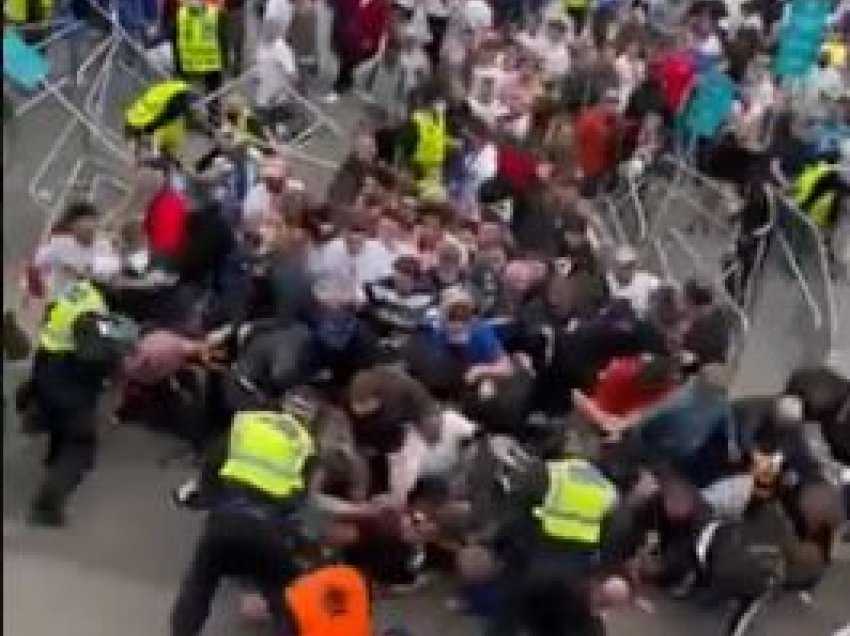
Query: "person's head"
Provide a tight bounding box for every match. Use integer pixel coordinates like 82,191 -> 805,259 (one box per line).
392,255 -> 421,295
343,213 -> 372,255
441,288 -> 477,344
503,259 -> 546,297
544,15 -> 568,42
348,369 -> 384,416
53,201 -> 99,246
353,130 -> 378,163
611,245 -> 639,284
435,240 -> 464,279
683,277 -> 714,311
260,156 -> 287,195
407,476 -> 451,518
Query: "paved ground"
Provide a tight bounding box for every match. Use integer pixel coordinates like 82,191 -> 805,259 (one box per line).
4,10 -> 850,636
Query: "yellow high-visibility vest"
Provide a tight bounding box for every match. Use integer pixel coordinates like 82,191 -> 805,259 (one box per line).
125,80 -> 192,153
533,458 -> 617,545
177,4 -> 223,74
219,411 -> 313,499
39,280 -> 106,354
564,0 -> 590,11
822,39 -> 847,69
792,162 -> 837,229
412,109 -> 448,171
5,0 -> 52,24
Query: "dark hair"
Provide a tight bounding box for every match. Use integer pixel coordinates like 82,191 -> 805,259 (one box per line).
684,278 -> 713,307
53,201 -> 98,233
407,476 -> 450,506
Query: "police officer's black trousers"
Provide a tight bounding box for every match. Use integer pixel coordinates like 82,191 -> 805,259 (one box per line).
171,509 -> 299,636
30,352 -> 101,517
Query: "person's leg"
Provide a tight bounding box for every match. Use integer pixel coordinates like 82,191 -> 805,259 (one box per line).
332,54 -> 359,95
31,407 -> 97,524
226,6 -> 247,77
171,519 -> 228,636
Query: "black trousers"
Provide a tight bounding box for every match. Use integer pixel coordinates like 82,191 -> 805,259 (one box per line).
333,54 -> 360,94
171,509 -> 300,636
30,352 -> 102,515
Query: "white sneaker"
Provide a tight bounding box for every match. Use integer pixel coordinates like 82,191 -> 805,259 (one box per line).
322,92 -> 340,104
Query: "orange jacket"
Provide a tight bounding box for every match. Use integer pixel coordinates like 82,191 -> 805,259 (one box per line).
285,565 -> 372,636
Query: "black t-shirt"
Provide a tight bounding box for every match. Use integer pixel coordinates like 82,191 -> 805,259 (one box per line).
176,207 -> 235,283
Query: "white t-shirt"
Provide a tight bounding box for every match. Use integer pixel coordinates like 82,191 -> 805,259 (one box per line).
388,410 -> 477,499
307,237 -> 395,293
255,38 -> 298,107
462,0 -> 493,31
243,182 -> 276,221
607,270 -> 660,316
264,0 -> 293,32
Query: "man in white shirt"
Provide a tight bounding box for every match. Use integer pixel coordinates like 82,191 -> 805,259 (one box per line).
606,245 -> 660,316
308,216 -> 395,298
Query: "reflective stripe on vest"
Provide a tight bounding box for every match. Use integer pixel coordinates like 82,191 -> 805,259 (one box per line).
125,80 -> 191,130
5,0 -> 52,23
285,565 -> 372,636
38,280 -> 107,353
219,411 -> 313,498
177,5 -> 222,74
533,459 -> 616,544
793,162 -> 837,229
412,110 -> 448,170
564,0 -> 590,11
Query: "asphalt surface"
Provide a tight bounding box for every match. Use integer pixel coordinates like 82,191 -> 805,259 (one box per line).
4,9 -> 850,636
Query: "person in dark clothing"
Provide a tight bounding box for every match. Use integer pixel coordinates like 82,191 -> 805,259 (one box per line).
724,173 -> 777,305
786,366 -> 850,464
309,278 -> 383,393
681,279 -> 732,368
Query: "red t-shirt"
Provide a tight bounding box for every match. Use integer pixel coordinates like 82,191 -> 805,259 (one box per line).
144,187 -> 188,257
497,145 -> 539,194
653,51 -> 696,115
590,356 -> 675,417
575,105 -> 617,179
334,0 -> 390,60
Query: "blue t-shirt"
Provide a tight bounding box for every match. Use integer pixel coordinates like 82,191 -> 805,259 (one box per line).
431,320 -> 504,365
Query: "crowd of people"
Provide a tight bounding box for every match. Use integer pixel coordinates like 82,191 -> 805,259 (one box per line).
5,0 -> 850,634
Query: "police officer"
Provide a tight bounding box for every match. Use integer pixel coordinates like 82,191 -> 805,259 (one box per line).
28,278 -> 138,526
530,454 -> 619,573
124,79 -> 194,160
396,87 -> 454,198
487,449 -> 618,636
171,0 -> 227,111
5,0 -> 52,42
792,153 -> 846,233
791,150 -> 849,272
170,404 -> 316,635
